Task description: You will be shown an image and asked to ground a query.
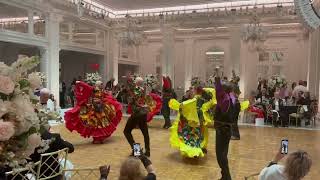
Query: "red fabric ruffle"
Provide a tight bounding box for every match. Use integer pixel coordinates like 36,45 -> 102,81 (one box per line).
127,93 -> 162,123
248,106 -> 264,118
146,93 -> 162,122
65,87 -> 122,140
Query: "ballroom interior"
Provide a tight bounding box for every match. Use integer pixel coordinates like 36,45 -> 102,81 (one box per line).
1,0 -> 320,179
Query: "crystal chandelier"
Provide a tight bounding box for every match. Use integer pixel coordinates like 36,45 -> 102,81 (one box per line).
241,7 -> 268,43
118,15 -> 143,46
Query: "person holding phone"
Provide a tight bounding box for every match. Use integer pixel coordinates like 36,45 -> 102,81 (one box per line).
259,144 -> 312,180
118,154 -> 156,180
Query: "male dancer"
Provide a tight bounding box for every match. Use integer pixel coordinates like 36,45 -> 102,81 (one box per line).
123,77 -> 151,157
214,70 -> 240,180
161,76 -> 177,129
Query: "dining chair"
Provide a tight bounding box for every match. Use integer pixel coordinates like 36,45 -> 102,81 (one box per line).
289,105 -> 303,127
310,102 -> 318,127
5,161 -> 40,180
37,148 -> 69,180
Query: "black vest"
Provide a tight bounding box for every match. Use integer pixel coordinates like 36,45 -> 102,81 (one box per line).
214,98 -> 240,127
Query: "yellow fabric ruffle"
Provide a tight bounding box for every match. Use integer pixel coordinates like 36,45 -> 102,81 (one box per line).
169,116 -> 208,158
240,100 -> 250,111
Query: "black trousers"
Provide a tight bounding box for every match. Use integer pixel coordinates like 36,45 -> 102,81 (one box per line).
123,112 -> 150,153
216,127 -> 232,180
231,124 -> 240,139
162,107 -> 171,126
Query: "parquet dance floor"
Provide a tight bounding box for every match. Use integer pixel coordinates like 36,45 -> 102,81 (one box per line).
52,119 -> 320,180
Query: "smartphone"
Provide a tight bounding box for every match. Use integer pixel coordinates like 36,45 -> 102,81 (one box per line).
133,143 -> 141,157
281,139 -> 289,154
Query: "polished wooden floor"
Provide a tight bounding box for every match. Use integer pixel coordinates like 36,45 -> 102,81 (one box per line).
52,119 -> 320,180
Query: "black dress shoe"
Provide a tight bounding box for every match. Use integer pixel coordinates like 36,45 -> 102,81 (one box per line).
230,136 -> 240,140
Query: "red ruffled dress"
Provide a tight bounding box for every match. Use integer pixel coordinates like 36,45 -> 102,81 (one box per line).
127,93 -> 162,122
65,81 -> 122,142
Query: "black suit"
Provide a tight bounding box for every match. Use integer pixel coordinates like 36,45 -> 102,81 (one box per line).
30,130 -> 74,180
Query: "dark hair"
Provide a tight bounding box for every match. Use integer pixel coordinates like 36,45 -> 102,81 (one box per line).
291,82 -> 297,90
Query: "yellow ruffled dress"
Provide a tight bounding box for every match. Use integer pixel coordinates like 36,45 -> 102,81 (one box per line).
169,88 -> 250,158
169,88 -> 217,158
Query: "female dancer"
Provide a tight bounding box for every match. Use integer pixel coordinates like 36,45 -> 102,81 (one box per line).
169,77 -> 216,158
65,81 -> 122,144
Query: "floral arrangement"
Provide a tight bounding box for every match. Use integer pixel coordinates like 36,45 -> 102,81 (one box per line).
0,56 -> 50,168
85,72 -> 102,86
267,75 -> 287,91
144,74 -> 158,89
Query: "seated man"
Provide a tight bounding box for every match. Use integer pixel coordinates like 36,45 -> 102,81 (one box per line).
270,92 -> 285,127
30,128 -> 74,180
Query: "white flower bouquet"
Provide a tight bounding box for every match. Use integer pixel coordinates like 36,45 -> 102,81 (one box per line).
0,56 -> 49,168
267,75 -> 287,91
85,72 -> 102,85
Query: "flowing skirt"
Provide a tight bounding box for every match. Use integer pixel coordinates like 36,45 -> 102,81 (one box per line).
65,96 -> 122,140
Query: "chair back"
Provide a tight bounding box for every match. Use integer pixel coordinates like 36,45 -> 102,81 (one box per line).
266,104 -> 273,118
62,168 -> 100,180
311,101 -> 319,116
244,173 -> 259,180
37,148 -> 69,180
5,161 -> 40,180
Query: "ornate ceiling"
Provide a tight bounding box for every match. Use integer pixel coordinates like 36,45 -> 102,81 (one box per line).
95,0 -> 240,10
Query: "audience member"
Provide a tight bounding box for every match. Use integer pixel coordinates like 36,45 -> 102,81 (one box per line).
259,149 -> 312,180
105,78 -> 115,91
30,128 -> 74,180
40,88 -> 51,106
292,81 -> 308,99
59,81 -> 66,108
99,165 -> 110,180
118,155 -> 156,180
47,94 -> 57,111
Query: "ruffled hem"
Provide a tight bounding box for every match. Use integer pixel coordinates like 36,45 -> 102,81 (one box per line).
169,116 -> 208,158
127,93 -> 162,123
64,95 -> 122,140
146,93 -> 162,122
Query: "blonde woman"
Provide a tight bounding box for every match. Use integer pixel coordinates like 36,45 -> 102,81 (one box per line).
259,149 -> 312,180
119,155 -> 156,180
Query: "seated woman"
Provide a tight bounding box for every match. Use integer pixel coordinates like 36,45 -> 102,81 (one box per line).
65,81 -> 122,144
259,149 -> 312,180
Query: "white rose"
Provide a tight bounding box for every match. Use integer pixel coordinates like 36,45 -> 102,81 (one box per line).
27,72 -> 42,89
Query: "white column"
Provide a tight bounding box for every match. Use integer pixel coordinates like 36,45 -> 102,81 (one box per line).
184,38 -> 194,91
46,13 -> 61,106
113,34 -> 119,84
40,48 -> 49,88
68,23 -> 74,41
101,30 -> 109,83
28,10 -> 34,35
161,24 -> 175,86
307,29 -> 320,99
229,26 -> 241,76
